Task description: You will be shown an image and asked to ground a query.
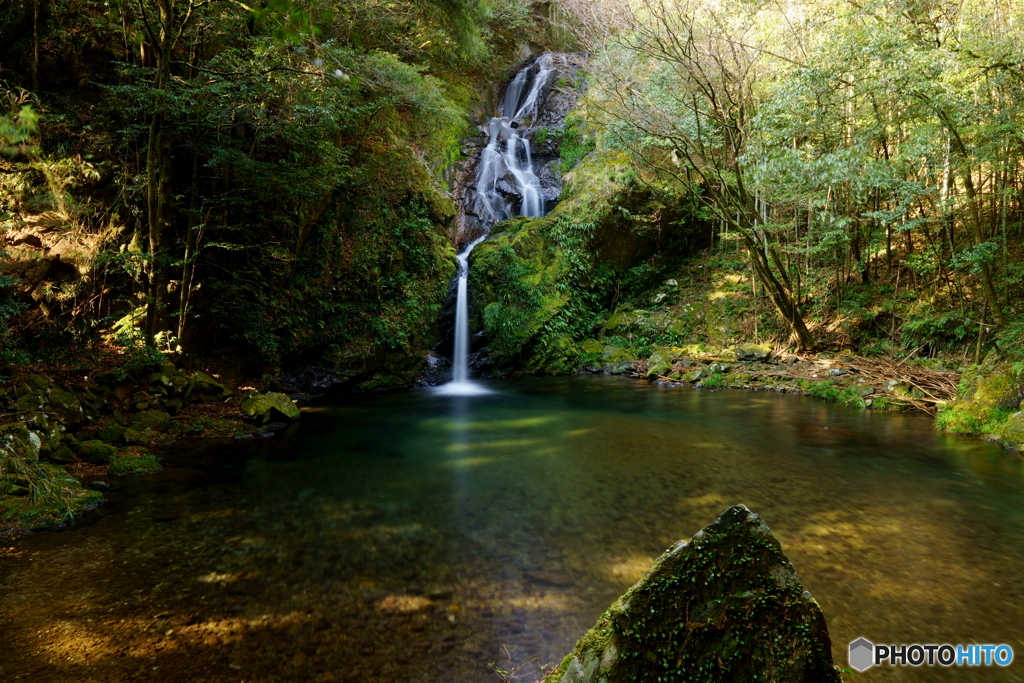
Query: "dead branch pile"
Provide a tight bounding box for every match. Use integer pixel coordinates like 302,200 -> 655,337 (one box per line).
840,356 -> 960,412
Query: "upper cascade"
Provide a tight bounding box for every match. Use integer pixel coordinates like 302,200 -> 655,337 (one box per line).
453,52 -> 588,248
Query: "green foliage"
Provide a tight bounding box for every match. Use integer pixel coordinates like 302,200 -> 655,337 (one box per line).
558,112 -> 596,173
0,440 -> 102,528
901,312 -> 973,350
702,372 -> 724,388
801,379 -> 866,408
0,261 -> 27,374
108,312 -> 168,380
0,0 -> 539,376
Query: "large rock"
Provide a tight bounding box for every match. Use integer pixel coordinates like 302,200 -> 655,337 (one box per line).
241,392 -> 300,424
645,346 -> 680,379
79,440 -> 116,464
544,505 -> 841,683
601,346 -> 634,375
1001,412 -> 1024,451
131,409 -> 171,433
184,371 -> 231,400
734,343 -> 772,362
0,425 -> 42,462
971,369 -> 1021,410
48,389 -> 84,427
941,363 -> 1022,433
14,376 -> 84,428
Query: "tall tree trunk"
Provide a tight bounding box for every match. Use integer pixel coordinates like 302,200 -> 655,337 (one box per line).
939,116 -> 1007,327
143,0 -> 185,342
743,232 -> 814,351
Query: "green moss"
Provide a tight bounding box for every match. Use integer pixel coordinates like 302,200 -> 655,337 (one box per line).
79,439 -> 116,464
558,112 -> 596,173
938,362 -> 1022,440
108,453 -> 162,476
702,372 -> 725,389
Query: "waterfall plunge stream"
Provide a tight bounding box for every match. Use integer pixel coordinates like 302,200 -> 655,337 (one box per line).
434,57 -> 556,396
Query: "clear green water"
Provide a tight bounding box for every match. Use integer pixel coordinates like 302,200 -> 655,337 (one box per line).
1,376 -> 1023,682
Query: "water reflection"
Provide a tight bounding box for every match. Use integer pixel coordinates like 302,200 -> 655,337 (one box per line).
0,376 -> 1022,682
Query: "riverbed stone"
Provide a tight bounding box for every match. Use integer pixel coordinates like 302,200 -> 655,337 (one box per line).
241,392 -> 300,424
543,504 -> 841,683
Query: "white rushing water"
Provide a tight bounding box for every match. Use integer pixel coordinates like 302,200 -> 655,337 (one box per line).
435,56 -> 555,396
432,235 -> 490,396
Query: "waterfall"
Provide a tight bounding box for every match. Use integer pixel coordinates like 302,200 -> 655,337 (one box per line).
433,235 -> 489,396
434,56 -> 557,395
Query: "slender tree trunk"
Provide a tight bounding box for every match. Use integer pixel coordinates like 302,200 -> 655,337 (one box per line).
941,119 -> 1007,327
743,232 -> 813,350
32,0 -> 39,92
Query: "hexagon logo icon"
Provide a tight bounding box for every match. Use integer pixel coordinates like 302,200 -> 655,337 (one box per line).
849,637 -> 875,672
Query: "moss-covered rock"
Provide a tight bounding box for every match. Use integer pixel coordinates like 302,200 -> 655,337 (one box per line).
49,389 -> 85,428
938,362 -> 1022,437
601,346 -> 635,374
682,369 -> 705,383
79,440 -> 116,464
542,505 -> 841,683
1001,412 -> 1024,451
0,424 -> 42,461
124,428 -> 156,446
241,392 -> 300,424
645,346 -> 683,379
97,423 -> 128,443
162,398 -> 184,415
132,409 -> 171,433
184,371 -> 231,400
734,343 -> 772,361
47,443 -> 77,463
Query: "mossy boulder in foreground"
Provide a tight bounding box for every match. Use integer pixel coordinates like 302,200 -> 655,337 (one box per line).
544,505 -> 842,683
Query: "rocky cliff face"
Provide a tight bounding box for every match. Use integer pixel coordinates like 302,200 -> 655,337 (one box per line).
543,505 -> 842,683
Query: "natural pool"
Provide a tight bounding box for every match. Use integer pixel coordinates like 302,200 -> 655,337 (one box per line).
1,375 -> 1022,682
